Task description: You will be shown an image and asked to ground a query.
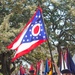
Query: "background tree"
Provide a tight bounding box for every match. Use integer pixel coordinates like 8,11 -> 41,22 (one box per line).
0,0 -> 75,75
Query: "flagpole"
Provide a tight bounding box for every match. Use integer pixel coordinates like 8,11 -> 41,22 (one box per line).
47,40 -> 54,62
40,6 -> 56,74
43,19 -> 56,74
39,6 -> 54,62
47,40 -> 57,73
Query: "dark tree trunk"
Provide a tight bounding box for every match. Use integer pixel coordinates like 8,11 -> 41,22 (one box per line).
0,51 -> 15,75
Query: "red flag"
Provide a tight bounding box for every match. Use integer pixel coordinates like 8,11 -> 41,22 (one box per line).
7,6 -> 47,62
34,69 -> 37,75
20,65 -> 26,75
29,65 -> 34,73
36,61 -> 41,75
29,65 -> 37,75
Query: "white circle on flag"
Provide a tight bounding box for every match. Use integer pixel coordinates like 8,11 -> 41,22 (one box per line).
32,23 -> 40,36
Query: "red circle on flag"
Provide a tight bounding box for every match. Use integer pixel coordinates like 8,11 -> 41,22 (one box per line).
32,24 -> 40,36
34,26 -> 39,34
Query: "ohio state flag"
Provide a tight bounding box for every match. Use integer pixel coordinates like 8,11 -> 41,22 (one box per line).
7,6 -> 47,62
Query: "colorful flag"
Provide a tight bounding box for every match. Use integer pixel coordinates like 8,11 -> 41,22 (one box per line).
36,61 -> 41,75
68,52 -> 75,74
44,59 -> 49,75
20,65 -> 26,75
7,7 -> 47,61
48,59 -> 53,75
29,65 -> 37,75
29,65 -> 34,74
60,49 -> 70,73
60,48 -> 75,74
34,68 -> 37,75
39,60 -> 45,75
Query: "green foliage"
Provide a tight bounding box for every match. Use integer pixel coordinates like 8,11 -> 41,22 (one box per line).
0,0 -> 75,74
